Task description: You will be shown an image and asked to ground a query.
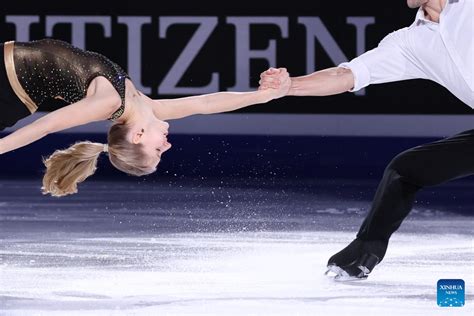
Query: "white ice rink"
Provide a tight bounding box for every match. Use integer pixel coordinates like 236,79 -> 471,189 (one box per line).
0,179 -> 473,315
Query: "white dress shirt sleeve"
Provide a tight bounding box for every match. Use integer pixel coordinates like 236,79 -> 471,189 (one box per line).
339,27 -> 427,92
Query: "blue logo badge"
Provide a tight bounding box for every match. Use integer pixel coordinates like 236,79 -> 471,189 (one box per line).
437,279 -> 465,307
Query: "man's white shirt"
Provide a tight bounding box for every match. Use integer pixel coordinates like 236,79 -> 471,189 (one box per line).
340,0 -> 474,108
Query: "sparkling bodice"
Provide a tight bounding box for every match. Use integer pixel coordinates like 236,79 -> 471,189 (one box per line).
13,39 -> 129,120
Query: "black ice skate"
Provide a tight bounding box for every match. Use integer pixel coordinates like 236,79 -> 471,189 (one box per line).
325,238 -> 387,281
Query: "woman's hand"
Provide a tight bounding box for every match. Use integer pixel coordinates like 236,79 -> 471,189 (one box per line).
258,67 -> 291,99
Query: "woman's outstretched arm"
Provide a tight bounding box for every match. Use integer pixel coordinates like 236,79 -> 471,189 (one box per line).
0,87 -> 120,155
151,68 -> 291,120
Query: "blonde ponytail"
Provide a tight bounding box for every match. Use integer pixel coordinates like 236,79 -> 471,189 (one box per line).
42,141 -> 105,197
42,123 -> 159,197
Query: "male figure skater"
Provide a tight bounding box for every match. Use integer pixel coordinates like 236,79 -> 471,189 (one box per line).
259,0 -> 473,280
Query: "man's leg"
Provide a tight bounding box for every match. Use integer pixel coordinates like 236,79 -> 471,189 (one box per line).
327,129 -> 474,279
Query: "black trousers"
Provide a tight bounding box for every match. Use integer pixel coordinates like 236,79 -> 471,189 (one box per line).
357,129 -> 474,243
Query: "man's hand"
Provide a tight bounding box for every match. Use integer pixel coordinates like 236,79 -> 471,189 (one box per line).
258,67 -> 291,99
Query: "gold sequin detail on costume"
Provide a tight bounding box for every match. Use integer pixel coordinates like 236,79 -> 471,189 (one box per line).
13,39 -> 129,120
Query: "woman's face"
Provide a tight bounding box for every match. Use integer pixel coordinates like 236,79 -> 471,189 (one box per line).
139,119 -> 172,168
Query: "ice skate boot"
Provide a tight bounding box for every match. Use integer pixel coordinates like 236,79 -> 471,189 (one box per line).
325,238 -> 387,281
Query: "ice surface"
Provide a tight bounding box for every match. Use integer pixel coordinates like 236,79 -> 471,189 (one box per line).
0,178 -> 472,315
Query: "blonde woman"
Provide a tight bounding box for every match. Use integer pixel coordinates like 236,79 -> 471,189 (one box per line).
0,39 -> 290,197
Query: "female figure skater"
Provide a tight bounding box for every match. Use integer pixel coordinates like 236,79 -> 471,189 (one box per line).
0,39 -> 290,197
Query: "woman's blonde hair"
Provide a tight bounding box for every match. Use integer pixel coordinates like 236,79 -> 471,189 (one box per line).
42,123 -> 156,197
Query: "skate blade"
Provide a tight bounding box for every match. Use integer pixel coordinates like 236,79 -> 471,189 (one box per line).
325,265 -> 368,282
325,264 -> 343,278
333,273 -> 368,282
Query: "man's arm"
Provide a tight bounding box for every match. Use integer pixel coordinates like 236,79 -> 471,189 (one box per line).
260,28 -> 427,97
261,67 -> 354,96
